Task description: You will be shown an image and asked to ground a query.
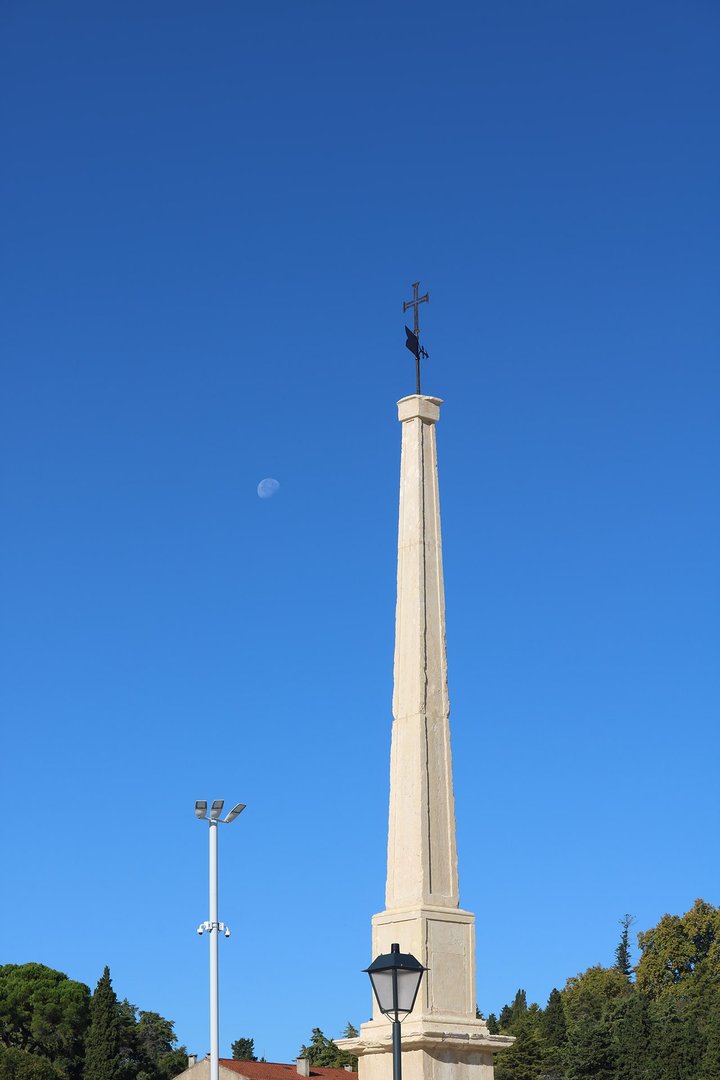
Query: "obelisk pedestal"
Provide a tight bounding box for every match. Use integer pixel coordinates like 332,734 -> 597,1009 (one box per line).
339,396 -> 512,1080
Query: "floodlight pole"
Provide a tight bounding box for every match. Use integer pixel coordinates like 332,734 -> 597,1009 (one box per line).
209,816 -> 220,1080
196,801 -> 245,1080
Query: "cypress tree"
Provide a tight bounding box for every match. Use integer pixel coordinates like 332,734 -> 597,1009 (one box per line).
541,989 -> 567,1047
84,966 -> 124,1080
511,989 -> 528,1027
540,988 -> 568,1080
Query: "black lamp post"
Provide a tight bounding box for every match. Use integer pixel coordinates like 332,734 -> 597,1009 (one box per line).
365,944 -> 426,1080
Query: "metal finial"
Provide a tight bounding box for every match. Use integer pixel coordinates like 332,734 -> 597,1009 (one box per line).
403,281 -> 430,393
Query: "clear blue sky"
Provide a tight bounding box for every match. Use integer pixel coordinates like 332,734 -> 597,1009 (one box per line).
1,0 -> 718,1064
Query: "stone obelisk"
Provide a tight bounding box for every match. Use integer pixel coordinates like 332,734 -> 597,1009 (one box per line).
340,395 -> 512,1080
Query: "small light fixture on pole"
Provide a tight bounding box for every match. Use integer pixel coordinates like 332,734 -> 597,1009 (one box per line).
195,800 -> 246,1080
365,943 -> 426,1080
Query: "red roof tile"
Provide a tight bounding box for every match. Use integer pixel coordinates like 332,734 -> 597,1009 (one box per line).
220,1063 -> 356,1080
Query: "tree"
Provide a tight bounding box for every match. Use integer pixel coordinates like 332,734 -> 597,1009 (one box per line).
135,1011 -> 188,1080
614,915 -> 635,981
0,1046 -> 67,1080
561,966 -> 629,1080
562,966 -> 628,1027
564,1017 -> 614,1080
541,988 -> 567,1048
113,1001 -> 187,1080
636,899 -> 720,999
494,1003 -> 543,1080
539,987 -> 567,1080
84,968 -> 124,1080
231,1038 -> 257,1062
646,992 -> 699,1080
298,1029 -> 356,1070
497,989 -> 527,1033
341,1024 -> 358,1040
609,991 -> 653,1080
0,964 -> 89,1080
0,962 -> 187,1080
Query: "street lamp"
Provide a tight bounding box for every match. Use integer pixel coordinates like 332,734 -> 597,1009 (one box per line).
195,799 -> 245,1080
365,944 -> 426,1080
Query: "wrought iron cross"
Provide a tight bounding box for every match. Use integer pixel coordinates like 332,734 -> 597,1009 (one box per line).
403,281 -> 429,394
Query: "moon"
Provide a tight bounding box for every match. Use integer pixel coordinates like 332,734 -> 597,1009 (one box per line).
257,478 -> 280,499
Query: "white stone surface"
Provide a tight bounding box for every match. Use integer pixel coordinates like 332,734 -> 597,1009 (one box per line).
338,396 -> 512,1080
387,396 -> 457,912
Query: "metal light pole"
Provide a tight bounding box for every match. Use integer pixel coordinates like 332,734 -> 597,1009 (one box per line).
196,799 -> 245,1080
365,943 -> 426,1080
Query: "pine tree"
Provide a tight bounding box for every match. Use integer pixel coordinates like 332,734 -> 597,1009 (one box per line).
231,1038 -> 257,1061
84,967 -> 124,1080
495,1003 -> 543,1080
299,1029 -> 356,1069
486,1014 -> 499,1035
615,915 -> 634,980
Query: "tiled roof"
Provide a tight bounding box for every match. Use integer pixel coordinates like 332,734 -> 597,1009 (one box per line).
220,1063 -> 356,1080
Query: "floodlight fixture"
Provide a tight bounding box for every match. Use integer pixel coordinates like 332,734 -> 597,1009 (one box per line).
224,803 -> 246,823
195,801 -> 208,819
210,800 -> 224,820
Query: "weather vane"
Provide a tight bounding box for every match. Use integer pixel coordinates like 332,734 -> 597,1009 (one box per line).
403,281 -> 429,394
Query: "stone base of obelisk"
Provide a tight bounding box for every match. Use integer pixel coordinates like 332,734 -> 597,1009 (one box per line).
370,906 -> 478,1019
337,905 -> 514,1080
339,1024 -> 513,1080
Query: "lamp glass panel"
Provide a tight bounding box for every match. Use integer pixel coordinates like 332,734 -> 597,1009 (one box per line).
397,968 -> 423,1013
370,970 -> 395,1014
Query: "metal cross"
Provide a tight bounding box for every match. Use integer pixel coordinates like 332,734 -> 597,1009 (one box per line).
403,281 -> 430,393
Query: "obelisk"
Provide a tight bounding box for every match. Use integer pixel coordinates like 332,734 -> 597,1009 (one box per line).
340,395 -> 512,1080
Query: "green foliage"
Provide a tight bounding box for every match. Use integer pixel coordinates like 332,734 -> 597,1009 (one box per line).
298,1029 -> 356,1070
494,1003 -> 544,1080
609,992 -> 653,1080
0,1046 -> 67,1080
231,1038 -> 257,1061
341,1023 -> 358,1040
486,1014 -> 499,1035
84,968 -> 124,1080
128,1007 -> 188,1080
0,963 -> 185,1080
562,966 -> 629,1027
541,989 -> 567,1048
635,898 -> 720,998
484,901 -> 720,1080
498,989 -> 527,1033
564,1017 -> 614,1080
0,964 -> 89,1080
614,916 -> 634,981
